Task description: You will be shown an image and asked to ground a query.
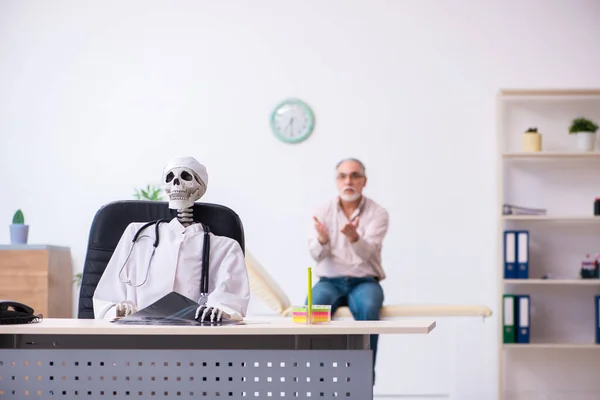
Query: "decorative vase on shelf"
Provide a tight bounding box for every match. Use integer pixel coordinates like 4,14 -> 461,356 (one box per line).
521,127 -> 542,152
9,209 -> 29,245
569,117 -> 599,152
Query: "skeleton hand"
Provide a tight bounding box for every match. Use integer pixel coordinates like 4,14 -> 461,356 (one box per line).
194,306 -> 230,323
116,301 -> 138,318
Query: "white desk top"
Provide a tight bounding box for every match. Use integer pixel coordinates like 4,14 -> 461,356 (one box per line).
0,318 -> 436,336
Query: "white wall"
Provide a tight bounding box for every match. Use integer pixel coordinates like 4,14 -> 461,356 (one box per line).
0,0 -> 599,399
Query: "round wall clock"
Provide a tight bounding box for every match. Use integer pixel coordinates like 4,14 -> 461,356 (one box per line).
270,98 -> 315,144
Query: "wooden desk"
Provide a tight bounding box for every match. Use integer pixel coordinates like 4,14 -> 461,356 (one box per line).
0,245 -> 72,318
0,318 -> 436,399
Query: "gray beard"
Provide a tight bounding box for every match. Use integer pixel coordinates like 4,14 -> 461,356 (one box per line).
340,192 -> 360,202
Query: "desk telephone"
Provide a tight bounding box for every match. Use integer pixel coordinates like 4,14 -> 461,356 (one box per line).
0,300 -> 43,324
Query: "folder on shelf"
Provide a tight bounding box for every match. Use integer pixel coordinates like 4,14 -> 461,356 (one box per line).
516,231 -> 529,279
503,294 -> 516,343
516,294 -> 530,343
503,203 -> 547,216
594,295 -> 600,344
504,231 -> 517,279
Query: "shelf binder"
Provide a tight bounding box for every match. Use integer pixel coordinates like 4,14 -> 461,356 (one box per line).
504,231 -> 517,279
503,294 -> 516,343
596,295 -> 600,345
504,230 -> 529,279
517,231 -> 529,279
516,294 -> 530,343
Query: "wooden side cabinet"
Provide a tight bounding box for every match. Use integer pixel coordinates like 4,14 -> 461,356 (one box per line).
0,245 -> 72,318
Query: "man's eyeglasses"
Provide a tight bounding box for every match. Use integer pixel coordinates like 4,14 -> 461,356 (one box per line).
336,172 -> 365,181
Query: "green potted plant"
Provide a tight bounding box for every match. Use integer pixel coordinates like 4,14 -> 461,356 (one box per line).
133,184 -> 163,201
569,117 -> 599,151
9,209 -> 29,245
73,272 -> 82,287
522,127 -> 542,152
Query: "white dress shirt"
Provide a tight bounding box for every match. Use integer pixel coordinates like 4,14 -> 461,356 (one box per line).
93,218 -> 250,320
308,196 -> 389,281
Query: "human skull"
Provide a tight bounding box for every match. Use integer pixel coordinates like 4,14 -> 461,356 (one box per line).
163,167 -> 206,210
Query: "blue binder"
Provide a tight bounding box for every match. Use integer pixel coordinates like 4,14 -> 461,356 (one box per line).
516,294 -> 530,343
516,231 -> 529,279
504,231 -> 517,279
596,295 -> 600,344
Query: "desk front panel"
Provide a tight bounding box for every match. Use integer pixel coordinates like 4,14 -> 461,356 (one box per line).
0,347 -> 372,399
0,333 -> 368,351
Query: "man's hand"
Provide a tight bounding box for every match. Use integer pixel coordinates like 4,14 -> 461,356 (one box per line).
116,300 -> 138,318
313,216 -> 330,245
195,305 -> 230,324
340,216 -> 360,243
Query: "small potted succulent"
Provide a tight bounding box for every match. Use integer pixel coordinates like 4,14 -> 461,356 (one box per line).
522,127 -> 542,152
569,117 -> 599,152
9,209 -> 29,245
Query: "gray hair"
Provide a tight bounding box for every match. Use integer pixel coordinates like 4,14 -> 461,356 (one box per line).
335,158 -> 366,175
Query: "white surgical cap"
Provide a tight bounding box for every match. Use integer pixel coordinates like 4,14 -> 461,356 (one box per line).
162,156 -> 209,193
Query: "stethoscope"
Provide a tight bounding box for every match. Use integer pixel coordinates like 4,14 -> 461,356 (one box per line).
117,219 -> 211,305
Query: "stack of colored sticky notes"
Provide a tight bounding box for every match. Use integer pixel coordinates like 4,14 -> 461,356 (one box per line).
292,305 -> 331,324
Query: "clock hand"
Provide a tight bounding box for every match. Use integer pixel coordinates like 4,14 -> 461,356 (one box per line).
284,118 -> 294,136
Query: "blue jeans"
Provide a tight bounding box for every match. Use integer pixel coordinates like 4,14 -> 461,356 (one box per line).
306,276 -> 384,382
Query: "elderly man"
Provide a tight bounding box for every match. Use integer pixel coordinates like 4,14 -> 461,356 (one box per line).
309,158 -> 389,382
93,156 -> 250,323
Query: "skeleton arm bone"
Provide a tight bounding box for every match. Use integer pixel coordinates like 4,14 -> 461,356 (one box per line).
116,301 -> 138,317
93,223 -> 140,319
195,238 -> 250,323
195,305 -> 227,323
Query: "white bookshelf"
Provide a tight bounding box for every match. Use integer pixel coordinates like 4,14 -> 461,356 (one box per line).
497,88 -> 600,400
503,151 -> 600,158
504,279 -> 600,286
504,343 -> 600,350
502,216 -> 600,221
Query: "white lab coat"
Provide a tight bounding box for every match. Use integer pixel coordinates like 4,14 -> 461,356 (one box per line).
92,218 -> 250,321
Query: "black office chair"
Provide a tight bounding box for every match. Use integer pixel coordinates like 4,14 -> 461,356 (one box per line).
77,200 -> 245,319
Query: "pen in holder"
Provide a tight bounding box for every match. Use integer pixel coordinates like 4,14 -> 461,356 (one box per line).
292,267 -> 332,324
307,267 -> 312,325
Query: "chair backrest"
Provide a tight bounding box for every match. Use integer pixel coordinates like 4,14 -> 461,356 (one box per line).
77,200 -> 245,319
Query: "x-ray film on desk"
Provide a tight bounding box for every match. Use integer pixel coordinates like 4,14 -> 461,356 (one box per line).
111,292 -> 243,326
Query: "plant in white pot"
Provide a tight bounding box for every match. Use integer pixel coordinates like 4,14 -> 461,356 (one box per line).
522,127 -> 542,152
9,209 -> 29,245
569,117 -> 599,152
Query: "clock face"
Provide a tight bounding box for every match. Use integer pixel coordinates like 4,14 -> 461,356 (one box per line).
270,99 -> 315,144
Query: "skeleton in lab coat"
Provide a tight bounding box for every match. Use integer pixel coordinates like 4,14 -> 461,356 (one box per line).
92,157 -> 250,323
